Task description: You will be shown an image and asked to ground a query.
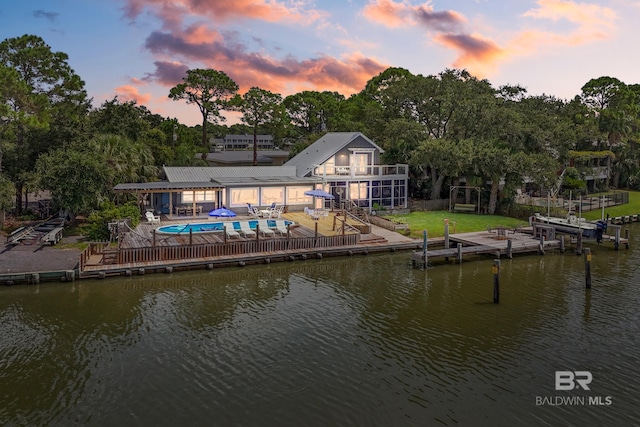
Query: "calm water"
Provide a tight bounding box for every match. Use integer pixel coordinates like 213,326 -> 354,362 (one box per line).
2,226 -> 640,426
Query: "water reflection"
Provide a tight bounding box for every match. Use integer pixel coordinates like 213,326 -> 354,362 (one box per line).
1,226 -> 639,425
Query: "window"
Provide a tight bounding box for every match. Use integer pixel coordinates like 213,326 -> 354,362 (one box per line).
261,187 -> 284,206
315,156 -> 335,175
286,186 -> 313,205
182,191 -> 214,203
354,153 -> 371,174
230,188 -> 258,207
349,181 -> 368,200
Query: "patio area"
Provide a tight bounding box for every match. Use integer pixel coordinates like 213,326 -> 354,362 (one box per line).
125,211 -> 359,249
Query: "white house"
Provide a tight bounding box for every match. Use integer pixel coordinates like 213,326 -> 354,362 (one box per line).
285,132 -> 409,210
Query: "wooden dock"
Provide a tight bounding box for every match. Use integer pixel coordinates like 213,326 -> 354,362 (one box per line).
411,229 -> 558,268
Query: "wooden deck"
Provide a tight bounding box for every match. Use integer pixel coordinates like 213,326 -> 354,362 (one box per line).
123,212 -> 358,249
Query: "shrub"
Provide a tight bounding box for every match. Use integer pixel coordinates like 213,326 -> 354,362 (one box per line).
84,201 -> 141,241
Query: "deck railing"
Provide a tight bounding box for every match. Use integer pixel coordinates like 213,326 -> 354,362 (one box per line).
79,234 -> 360,270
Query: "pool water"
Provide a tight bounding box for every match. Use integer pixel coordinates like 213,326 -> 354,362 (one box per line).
156,220 -> 293,234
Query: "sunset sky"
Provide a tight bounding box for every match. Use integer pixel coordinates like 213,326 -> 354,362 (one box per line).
3,0 -> 639,126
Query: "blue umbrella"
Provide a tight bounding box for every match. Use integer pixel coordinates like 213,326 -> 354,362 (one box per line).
208,207 -> 237,218
304,189 -> 335,199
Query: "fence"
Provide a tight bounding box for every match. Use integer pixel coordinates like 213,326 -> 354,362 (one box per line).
79,233 -> 360,271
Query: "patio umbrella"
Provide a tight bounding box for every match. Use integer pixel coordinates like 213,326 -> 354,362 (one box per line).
208,207 -> 237,218
304,189 -> 335,199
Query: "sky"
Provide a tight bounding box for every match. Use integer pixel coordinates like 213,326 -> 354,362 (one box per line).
2,0 -> 640,126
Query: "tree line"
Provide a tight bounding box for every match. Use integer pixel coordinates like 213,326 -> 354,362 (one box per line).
1,34 -> 639,222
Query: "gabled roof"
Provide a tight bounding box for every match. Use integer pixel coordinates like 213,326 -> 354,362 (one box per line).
284,132 -> 384,177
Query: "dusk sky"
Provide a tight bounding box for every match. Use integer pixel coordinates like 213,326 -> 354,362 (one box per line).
3,0 -> 639,126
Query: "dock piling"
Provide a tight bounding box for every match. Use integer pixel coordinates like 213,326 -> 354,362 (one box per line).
584,248 -> 592,289
492,259 -> 500,304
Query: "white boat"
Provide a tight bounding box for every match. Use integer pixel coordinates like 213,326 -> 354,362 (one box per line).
530,212 -> 608,242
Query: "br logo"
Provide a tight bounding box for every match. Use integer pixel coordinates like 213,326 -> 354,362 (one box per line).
555,371 -> 592,391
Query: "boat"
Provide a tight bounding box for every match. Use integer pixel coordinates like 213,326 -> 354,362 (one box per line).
530,212 -> 607,243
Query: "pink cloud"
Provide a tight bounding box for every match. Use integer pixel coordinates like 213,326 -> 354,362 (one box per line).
435,33 -> 505,77
142,28 -> 388,96
123,0 -> 326,25
114,85 -> 152,104
362,0 -> 465,31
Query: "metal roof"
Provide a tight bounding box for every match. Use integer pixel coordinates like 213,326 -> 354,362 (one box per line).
113,181 -> 223,192
164,165 -> 300,182
284,132 -> 384,177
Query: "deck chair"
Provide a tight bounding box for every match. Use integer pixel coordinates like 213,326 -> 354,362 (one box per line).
239,222 -> 256,238
145,211 -> 160,224
225,226 -> 240,239
274,220 -> 290,236
270,205 -> 284,219
247,203 -> 261,218
258,220 -> 275,237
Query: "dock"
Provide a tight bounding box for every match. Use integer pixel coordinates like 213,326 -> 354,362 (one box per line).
411,229 -> 557,268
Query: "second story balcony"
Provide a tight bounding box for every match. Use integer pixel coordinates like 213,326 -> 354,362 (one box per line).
312,164 -> 409,179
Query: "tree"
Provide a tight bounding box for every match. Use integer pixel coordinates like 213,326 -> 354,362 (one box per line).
168,69 -> 238,157
283,90 -> 345,136
0,34 -> 89,213
0,175 -> 15,225
36,148 -> 110,214
238,87 -> 282,165
36,134 -> 157,214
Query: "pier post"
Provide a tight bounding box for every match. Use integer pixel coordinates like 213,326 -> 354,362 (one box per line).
189,229 -> 193,245
559,235 -> 565,252
223,226 -> 227,244
614,227 -> 620,251
444,220 -> 450,250
424,230 -> 428,267
584,248 -> 592,289
507,239 -> 513,259
576,233 -> 583,255
153,229 -> 156,247
457,243 -> 463,264
492,259 -> 500,304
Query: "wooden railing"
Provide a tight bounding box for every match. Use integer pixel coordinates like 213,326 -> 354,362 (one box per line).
79,242 -> 110,271
79,234 -> 360,270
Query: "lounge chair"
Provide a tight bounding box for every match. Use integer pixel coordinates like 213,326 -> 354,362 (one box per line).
274,220 -> 290,236
145,211 -> 160,224
225,226 -> 240,239
258,220 -> 275,237
270,205 -> 284,219
239,223 -> 256,238
247,203 -> 261,218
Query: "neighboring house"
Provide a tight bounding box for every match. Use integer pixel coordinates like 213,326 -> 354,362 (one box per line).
285,132 -> 409,210
204,150 -> 290,167
223,134 -> 274,150
114,166 -> 321,218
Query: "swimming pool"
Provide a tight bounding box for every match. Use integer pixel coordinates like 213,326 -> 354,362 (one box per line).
156,220 -> 294,234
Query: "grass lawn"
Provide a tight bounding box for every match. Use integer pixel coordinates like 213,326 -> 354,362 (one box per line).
386,190 -> 640,238
385,211 -> 528,238
581,190 -> 640,220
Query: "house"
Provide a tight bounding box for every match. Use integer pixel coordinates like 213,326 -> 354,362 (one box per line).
284,132 -> 409,210
113,132 -> 408,217
223,134 -> 274,150
114,166 -> 321,218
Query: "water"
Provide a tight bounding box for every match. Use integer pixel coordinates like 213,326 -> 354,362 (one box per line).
2,226 -> 640,426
